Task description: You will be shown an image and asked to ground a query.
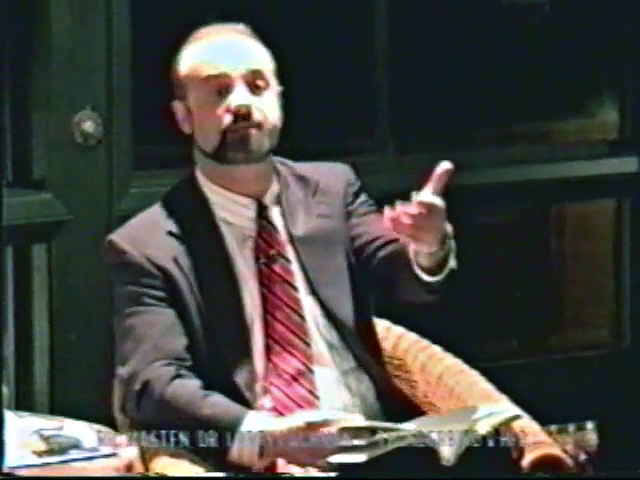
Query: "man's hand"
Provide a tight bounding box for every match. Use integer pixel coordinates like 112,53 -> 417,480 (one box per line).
258,411 -> 364,469
382,160 -> 455,252
520,443 -> 578,474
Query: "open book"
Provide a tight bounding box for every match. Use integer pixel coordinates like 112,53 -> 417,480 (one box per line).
323,403 -> 526,467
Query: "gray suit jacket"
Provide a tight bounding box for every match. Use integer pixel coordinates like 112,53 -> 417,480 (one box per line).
105,157 -> 446,465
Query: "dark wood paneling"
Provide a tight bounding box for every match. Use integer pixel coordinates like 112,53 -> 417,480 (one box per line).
3,248 -> 15,410
3,243 -> 53,414
5,189 -> 71,226
1,0 -> 113,426
41,0 -> 113,425
109,0 -> 134,216
115,170 -> 185,220
13,243 -> 51,413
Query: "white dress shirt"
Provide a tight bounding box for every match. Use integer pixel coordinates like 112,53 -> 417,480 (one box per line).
194,167 -> 457,467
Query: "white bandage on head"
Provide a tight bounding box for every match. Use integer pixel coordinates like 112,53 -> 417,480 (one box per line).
176,34 -> 277,78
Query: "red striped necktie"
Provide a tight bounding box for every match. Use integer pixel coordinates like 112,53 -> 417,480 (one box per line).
255,201 -> 319,416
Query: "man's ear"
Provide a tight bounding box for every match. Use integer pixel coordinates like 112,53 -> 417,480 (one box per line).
171,99 -> 193,135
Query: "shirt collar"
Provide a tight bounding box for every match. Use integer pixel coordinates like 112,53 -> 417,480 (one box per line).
194,166 -> 280,232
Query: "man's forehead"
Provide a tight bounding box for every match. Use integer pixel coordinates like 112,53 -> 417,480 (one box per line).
176,34 -> 276,78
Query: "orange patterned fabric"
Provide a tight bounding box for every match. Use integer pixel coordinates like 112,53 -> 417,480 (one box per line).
372,317 -> 572,469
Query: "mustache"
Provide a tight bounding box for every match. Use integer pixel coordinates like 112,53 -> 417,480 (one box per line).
223,119 -> 264,132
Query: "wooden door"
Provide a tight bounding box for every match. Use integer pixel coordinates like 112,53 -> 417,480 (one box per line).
3,0 -> 113,425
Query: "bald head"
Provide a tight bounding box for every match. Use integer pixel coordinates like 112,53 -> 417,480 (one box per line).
171,22 -> 277,100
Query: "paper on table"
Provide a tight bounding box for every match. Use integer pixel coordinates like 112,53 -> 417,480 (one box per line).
3,409 -> 118,469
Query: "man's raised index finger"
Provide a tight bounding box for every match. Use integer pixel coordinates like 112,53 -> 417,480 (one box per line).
422,160 -> 455,196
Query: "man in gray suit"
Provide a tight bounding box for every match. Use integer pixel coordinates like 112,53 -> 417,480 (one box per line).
106,22 -> 459,474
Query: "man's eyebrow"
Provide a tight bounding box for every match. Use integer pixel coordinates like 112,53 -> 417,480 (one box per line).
204,68 -> 272,77
200,72 -> 233,82
245,68 -> 269,75
196,69 -> 277,85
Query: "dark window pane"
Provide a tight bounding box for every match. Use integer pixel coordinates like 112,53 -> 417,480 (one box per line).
388,0 -> 628,155
445,196 -> 622,363
131,0 -> 379,170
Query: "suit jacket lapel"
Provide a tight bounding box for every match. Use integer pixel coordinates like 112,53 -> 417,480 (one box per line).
162,173 -> 252,392
275,160 -> 357,331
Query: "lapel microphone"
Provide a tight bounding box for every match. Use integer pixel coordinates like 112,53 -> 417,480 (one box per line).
257,251 -> 279,266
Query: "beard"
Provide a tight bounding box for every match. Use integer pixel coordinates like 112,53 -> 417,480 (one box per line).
195,125 -> 281,166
